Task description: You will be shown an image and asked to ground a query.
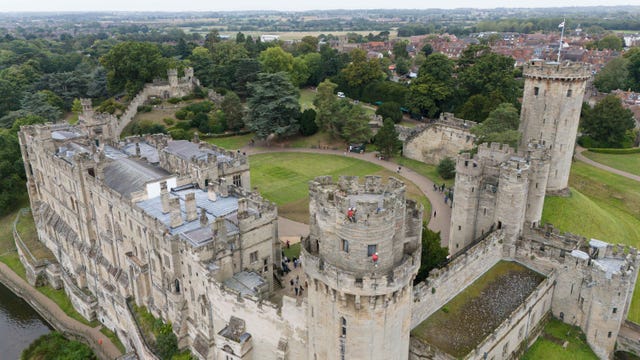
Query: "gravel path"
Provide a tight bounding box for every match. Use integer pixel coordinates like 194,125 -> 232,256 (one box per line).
574,146 -> 640,182
242,145 -> 452,245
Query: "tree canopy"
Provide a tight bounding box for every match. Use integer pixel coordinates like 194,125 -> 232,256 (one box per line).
375,118 -> 401,158
471,103 -> 521,148
245,72 -> 300,139
580,95 -> 636,148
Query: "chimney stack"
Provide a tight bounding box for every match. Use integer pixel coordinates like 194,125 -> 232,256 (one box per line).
238,198 -> 248,216
212,217 -> 227,250
208,182 -> 217,202
219,178 -> 229,197
169,197 -> 183,228
199,209 -> 208,227
160,181 -> 170,214
185,192 -> 198,222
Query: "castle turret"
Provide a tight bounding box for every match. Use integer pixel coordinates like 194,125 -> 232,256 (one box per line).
168,68 -> 178,88
302,176 -> 422,360
494,158 -> 530,254
524,140 -> 550,226
519,60 -> 591,193
448,153 -> 482,254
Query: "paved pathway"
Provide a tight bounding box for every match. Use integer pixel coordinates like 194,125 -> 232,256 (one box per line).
0,262 -> 122,359
243,145 -> 452,245
574,146 -> 640,182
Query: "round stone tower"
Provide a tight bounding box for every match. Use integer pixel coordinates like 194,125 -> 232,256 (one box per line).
518,60 -> 591,193
302,175 -> 423,360
448,153 -> 483,254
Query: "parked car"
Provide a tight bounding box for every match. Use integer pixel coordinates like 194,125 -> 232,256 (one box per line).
349,143 -> 366,153
337,91 -> 346,98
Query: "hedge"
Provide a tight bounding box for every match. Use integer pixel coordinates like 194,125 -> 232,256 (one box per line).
587,147 -> 640,154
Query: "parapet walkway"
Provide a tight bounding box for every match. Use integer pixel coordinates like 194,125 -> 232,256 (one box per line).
574,146 -> 640,183
242,146 -> 452,245
0,262 -> 122,359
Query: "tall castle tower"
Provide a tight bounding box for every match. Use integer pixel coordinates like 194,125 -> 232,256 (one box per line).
518,60 -> 591,193
302,176 -> 423,360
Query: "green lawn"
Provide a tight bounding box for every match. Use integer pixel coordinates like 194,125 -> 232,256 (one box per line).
204,133 -> 254,150
394,156 -> 455,188
283,243 -> 301,260
299,88 -> 316,110
542,161 -> 640,322
38,285 -> 98,327
522,318 -> 598,360
249,152 -> 430,224
100,327 -> 126,353
582,151 -> 640,176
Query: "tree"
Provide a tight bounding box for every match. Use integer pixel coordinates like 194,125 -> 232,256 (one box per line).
595,34 -> 623,51
314,79 -> 341,137
407,53 -> 454,117
594,57 -> 629,92
471,103 -> 521,148
259,47 -> 294,74
375,118 -> 401,158
100,41 -> 170,96
341,104 -> 372,143
221,91 -> 244,131
421,43 -> 433,57
245,72 -> 300,139
393,40 -> 409,59
297,36 -> 319,55
299,108 -> 318,136
624,47 -> 640,92
415,226 -> 448,284
580,95 -> 635,148
232,58 -> 261,99
437,157 -> 456,180
340,49 -> 384,93
376,102 -> 403,124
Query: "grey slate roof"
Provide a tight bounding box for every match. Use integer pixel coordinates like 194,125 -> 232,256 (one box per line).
103,158 -> 170,197
135,186 -> 241,245
164,140 -> 233,163
120,142 -> 160,164
223,271 -> 266,297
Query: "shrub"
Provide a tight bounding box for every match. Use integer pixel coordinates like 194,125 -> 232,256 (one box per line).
147,98 -> 162,105
175,109 -> 189,120
137,105 -> 153,113
163,118 -> 175,126
167,97 -> 182,104
437,157 -> 456,179
299,109 -> 318,136
181,94 -> 195,101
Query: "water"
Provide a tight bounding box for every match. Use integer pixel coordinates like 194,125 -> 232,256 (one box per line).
0,282 -> 52,359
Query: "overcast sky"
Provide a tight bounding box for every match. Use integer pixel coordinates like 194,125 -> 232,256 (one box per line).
0,0 -> 638,12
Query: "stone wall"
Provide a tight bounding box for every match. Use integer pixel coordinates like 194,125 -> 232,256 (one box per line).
402,114 -> 476,165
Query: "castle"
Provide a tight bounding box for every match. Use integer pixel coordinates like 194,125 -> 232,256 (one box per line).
16,61 -> 638,360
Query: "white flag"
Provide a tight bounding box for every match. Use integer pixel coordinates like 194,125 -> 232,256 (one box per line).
558,21 -> 565,28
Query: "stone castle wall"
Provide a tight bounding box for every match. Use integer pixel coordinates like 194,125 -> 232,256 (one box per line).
411,231 -> 505,329
402,113 -> 476,165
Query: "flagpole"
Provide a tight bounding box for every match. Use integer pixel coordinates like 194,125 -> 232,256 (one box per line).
558,18 -> 566,63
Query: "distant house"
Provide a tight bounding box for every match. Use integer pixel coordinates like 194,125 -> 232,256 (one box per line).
260,34 -> 280,42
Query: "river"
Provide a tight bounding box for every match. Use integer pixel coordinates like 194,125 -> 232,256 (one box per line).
0,281 -> 52,359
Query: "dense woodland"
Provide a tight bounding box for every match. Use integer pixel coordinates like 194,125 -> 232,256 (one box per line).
0,9 -> 638,217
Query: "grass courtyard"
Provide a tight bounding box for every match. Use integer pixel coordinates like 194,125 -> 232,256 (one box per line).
581,151 -> 640,176
522,318 -> 598,360
249,152 -> 431,224
411,261 -> 545,358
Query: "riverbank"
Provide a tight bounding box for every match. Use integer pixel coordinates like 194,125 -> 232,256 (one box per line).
0,261 -> 122,359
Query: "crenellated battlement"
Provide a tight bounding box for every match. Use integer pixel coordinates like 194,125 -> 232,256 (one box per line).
523,60 -> 592,81
499,158 -> 530,183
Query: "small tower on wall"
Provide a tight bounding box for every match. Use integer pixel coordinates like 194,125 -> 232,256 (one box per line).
518,60 -> 591,193
302,176 -> 423,360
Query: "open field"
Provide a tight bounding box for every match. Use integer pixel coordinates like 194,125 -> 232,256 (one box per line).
411,261 -> 544,357
299,88 -> 316,110
249,152 -> 430,224
204,133 -> 254,150
542,161 -> 640,322
582,151 -> 640,176
522,318 -> 598,360
216,30 -> 398,41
